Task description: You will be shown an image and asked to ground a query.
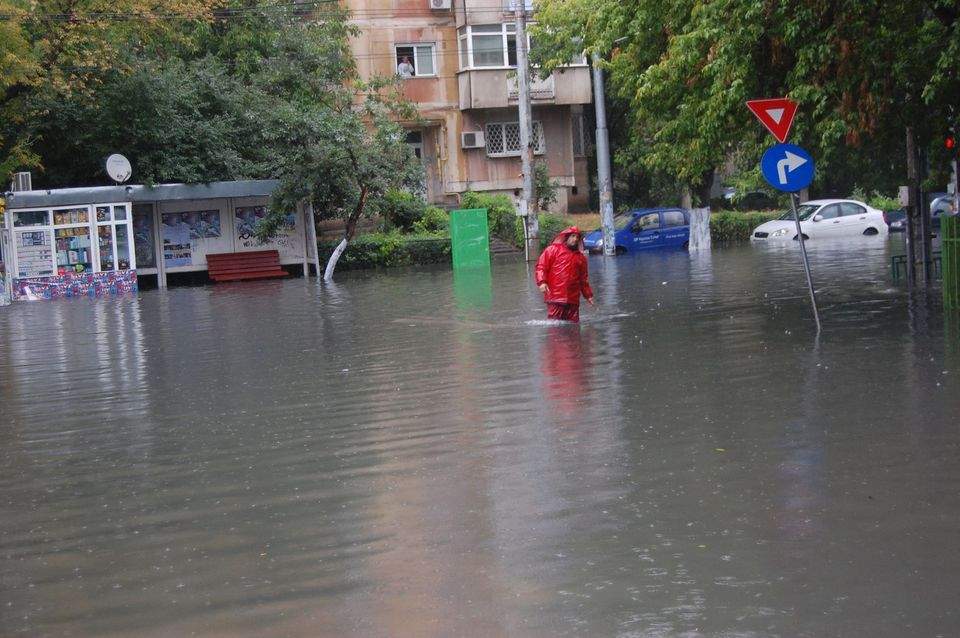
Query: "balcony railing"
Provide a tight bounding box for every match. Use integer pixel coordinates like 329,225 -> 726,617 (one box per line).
507,74 -> 555,100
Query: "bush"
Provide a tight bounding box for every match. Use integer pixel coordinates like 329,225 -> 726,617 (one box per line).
533,161 -> 559,212
412,206 -> 450,234
710,210 -> 782,242
380,190 -> 427,232
533,213 -> 572,248
850,187 -> 902,211
318,233 -> 450,270
460,191 -> 517,241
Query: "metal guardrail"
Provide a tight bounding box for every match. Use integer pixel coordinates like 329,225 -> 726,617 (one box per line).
944,217 -> 959,309
891,252 -> 942,281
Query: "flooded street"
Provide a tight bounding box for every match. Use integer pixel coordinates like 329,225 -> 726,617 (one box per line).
2,237 -> 959,637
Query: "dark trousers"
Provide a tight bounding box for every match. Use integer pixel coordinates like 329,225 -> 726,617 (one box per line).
547,302 -> 580,323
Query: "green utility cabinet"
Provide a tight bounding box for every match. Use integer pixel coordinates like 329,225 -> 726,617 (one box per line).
450,208 -> 490,270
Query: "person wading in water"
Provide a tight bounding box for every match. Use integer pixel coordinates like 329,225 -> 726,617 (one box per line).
534,226 -> 594,322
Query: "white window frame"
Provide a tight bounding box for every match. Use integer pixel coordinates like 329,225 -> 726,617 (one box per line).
457,23 -> 589,71
7,203 -> 136,280
457,24 -> 520,70
395,43 -> 437,78
484,120 -> 546,157
95,204 -> 136,272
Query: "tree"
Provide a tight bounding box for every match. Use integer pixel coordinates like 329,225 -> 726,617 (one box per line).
532,0 -> 958,202
2,0 -> 418,282
247,7 -> 421,281
0,0 -> 221,183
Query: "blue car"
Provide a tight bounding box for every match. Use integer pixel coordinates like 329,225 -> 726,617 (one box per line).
582,208 -> 690,254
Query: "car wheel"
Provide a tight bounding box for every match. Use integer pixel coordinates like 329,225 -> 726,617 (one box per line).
863,227 -> 879,235
615,246 -> 626,255
792,234 -> 810,241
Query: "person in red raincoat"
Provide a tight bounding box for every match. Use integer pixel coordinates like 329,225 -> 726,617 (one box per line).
535,226 -> 594,322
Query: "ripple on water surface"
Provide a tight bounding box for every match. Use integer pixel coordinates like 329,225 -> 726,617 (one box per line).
2,239 -> 959,637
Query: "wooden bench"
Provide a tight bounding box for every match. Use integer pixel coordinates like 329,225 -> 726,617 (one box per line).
206,250 -> 288,283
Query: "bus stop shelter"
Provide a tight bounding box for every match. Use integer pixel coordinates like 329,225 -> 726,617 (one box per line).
1,180 -> 319,301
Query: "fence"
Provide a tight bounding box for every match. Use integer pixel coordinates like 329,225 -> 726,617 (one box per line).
944,216 -> 959,310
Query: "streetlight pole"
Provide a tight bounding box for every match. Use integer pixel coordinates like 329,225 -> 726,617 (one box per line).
515,2 -> 537,261
591,51 -> 615,257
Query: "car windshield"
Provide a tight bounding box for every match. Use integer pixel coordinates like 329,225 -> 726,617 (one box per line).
794,204 -> 822,221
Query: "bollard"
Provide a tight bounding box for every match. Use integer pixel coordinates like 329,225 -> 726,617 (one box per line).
943,216 -> 959,310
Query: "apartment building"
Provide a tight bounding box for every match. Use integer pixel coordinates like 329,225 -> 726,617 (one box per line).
347,0 -> 593,212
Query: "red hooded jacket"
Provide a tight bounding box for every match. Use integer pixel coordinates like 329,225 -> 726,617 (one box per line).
535,226 -> 594,305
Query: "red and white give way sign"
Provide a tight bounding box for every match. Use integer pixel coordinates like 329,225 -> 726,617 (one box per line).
746,98 -> 798,143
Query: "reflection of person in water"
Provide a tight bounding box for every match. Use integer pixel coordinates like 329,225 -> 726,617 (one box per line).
540,326 -> 591,418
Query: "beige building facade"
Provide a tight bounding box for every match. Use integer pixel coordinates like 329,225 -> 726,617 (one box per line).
348,0 -> 593,212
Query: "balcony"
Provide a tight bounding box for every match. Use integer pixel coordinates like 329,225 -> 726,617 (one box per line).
457,67 -> 591,110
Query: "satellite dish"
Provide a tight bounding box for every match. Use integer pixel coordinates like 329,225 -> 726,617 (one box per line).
105,154 -> 132,184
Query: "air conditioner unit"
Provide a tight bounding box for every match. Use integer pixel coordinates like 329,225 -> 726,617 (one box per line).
429,0 -> 452,10
461,131 -> 485,149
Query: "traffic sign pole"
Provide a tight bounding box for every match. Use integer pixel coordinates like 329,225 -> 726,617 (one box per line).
790,192 -> 821,333
748,97 -> 822,331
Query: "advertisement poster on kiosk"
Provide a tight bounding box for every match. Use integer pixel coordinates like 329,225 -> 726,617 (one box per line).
161,214 -> 193,267
235,205 -> 301,261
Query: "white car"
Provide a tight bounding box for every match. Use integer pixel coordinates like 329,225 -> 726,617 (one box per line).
750,199 -> 888,241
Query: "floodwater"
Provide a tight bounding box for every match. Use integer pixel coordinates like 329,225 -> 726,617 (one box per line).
2,237 -> 959,637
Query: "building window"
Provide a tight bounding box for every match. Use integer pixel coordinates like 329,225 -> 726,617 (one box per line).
457,24 -> 587,70
485,121 -> 545,157
572,114 -> 584,156
10,204 -> 136,279
395,44 -> 436,78
458,24 -> 519,69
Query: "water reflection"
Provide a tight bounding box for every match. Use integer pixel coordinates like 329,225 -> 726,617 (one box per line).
2,240 -> 960,636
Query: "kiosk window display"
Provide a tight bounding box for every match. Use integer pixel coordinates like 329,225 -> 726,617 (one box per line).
6,203 -> 138,300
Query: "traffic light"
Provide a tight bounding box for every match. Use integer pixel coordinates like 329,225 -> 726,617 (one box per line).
947,133 -> 956,151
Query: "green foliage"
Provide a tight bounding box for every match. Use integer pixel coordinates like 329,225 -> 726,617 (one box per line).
24,58 -> 268,187
412,206 -> 450,235
379,190 -> 427,232
849,187 -> 902,211
460,191 -> 517,241
317,234 -> 451,270
530,213 -> 572,249
458,191 -> 571,249
710,211 -> 782,243
532,0 -> 959,200
533,161 -> 560,212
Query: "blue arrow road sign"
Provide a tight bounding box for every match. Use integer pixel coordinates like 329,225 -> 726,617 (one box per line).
760,143 -> 815,192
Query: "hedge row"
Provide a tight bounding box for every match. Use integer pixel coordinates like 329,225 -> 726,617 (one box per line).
459,191 -> 571,249
710,211 -> 782,242
317,234 -> 451,271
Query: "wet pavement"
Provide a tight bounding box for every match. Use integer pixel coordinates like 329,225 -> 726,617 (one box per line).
2,236 -> 959,637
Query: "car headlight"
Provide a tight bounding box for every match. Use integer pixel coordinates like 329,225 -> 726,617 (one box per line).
595,238 -> 603,247
770,228 -> 790,237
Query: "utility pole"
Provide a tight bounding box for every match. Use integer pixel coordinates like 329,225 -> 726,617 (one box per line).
591,51 -> 615,257
905,126 -> 919,287
515,2 -> 537,261
919,148 -> 932,282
